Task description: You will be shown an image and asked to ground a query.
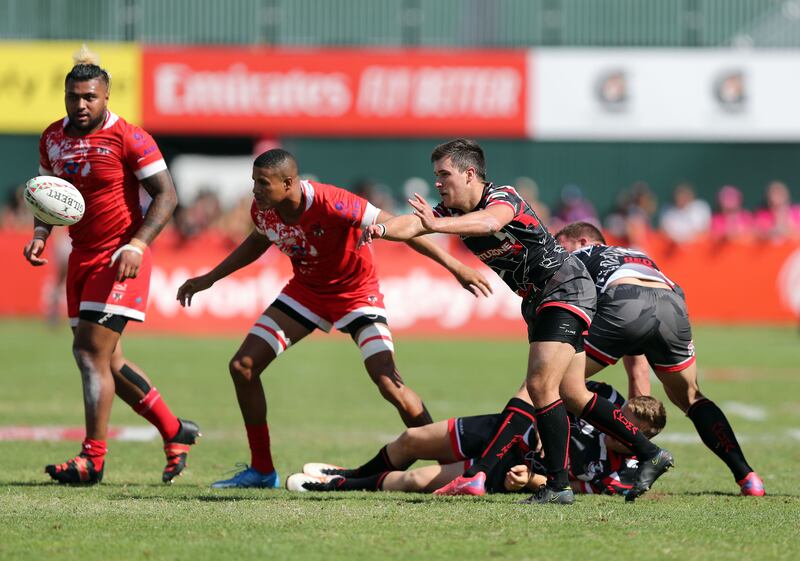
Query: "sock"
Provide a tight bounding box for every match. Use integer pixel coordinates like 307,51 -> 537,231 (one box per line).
245,424 -> 275,474
81,438 -> 107,470
132,388 -> 181,441
581,392 -> 659,460
687,398 -> 753,481
464,397 -> 536,478
534,400 -> 570,489
333,472 -> 389,491
354,445 -> 410,477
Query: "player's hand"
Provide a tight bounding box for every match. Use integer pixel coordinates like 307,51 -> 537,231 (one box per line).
408,193 -> 439,231
23,238 -> 48,266
358,223 -> 385,248
453,265 -> 493,298
113,250 -> 142,282
504,465 -> 531,491
177,275 -> 215,307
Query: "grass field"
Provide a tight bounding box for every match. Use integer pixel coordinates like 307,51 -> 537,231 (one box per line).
1,319 -> 798,561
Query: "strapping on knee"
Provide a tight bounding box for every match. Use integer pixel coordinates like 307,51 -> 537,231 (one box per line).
356,323 -> 394,360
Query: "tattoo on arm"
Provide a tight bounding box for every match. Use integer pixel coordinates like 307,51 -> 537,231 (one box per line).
135,170 -> 178,245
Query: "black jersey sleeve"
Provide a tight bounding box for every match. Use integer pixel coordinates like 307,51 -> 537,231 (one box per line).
484,185 -> 524,216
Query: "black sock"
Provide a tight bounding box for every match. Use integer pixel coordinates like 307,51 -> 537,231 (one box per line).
687,398 -> 753,481
333,472 -> 388,491
463,397 -> 536,477
354,445 -> 410,477
581,392 -> 659,460
534,399 -> 570,489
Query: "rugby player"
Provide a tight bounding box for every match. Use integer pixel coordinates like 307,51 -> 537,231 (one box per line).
555,221 -> 765,496
287,382 -> 667,497
23,48 -> 200,485
176,148 -> 492,489
360,139 -> 673,503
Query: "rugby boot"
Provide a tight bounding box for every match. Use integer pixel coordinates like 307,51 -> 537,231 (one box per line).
519,485 -> 575,505
303,462 -> 355,478
162,418 -> 202,484
433,472 -> 487,496
210,464 -> 280,489
45,455 -> 104,485
738,472 -> 765,496
286,473 -> 341,492
625,448 -> 675,502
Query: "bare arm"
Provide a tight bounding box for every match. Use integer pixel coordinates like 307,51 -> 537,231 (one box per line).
177,231 -> 272,306
624,355 -> 652,398
22,218 -> 54,266
135,169 -> 179,245
408,193 -> 515,237
373,210 -> 492,298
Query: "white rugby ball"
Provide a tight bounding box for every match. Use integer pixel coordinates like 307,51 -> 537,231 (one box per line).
24,176 -> 85,226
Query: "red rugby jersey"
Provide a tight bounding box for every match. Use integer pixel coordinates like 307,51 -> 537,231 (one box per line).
38,111 -> 167,251
250,180 -> 381,295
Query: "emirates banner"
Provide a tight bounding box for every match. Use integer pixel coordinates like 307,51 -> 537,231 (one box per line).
141,47 -> 528,137
3,232 -> 800,335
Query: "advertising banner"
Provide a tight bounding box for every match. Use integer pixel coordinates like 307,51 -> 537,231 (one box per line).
530,49 -> 800,141
0,42 -> 141,134
141,47 -> 528,137
3,232 -> 799,335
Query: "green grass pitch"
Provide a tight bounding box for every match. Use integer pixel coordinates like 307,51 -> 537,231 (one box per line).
1,319 -> 798,561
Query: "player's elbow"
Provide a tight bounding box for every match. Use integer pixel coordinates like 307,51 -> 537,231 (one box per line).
483,216 -> 503,235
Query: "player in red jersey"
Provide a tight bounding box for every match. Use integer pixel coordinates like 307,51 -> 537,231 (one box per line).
22,50 -> 200,485
176,148 -> 491,489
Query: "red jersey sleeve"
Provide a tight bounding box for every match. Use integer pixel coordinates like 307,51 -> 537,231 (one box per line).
38,131 -> 54,175
122,123 -> 167,181
324,185 -> 380,228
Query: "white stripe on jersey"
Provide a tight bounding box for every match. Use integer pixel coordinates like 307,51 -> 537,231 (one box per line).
134,160 -> 168,180
300,180 -> 315,211
361,203 -> 380,228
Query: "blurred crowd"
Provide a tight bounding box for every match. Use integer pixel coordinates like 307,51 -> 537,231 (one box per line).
3,176 -> 800,248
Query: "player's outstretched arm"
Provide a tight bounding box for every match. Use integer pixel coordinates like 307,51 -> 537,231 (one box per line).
403,236 -> 492,298
359,213 -> 428,247
22,219 -> 53,266
177,231 -> 272,307
408,193 -> 514,236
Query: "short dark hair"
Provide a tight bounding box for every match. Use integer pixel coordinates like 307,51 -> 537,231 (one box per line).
431,139 -> 486,180
626,395 -> 667,439
65,64 -> 110,88
253,149 -> 297,173
555,221 -> 606,244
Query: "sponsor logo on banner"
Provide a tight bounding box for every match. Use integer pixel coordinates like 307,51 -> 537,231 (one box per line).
0,42 -> 141,133
142,48 -> 527,136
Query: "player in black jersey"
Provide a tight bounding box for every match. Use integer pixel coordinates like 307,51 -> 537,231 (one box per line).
556,221 -> 765,497
286,382 -> 667,497
360,139 -> 673,503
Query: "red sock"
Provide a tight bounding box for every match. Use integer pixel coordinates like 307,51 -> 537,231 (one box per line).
246,424 -> 274,474
133,388 -> 181,441
81,438 -> 107,470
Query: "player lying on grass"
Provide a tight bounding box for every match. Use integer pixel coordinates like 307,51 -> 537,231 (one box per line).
286,382 -> 667,497
359,139 -> 673,503
556,221 -> 764,496
24,47 -> 200,485
177,148 -> 491,489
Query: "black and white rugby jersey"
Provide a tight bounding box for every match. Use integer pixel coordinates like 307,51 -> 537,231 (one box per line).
433,183 -> 567,298
571,244 -> 676,293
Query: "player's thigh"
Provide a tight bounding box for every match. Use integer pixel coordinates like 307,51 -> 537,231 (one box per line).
558,351 -> 595,412
654,362 -> 702,412
398,420 -> 456,462
73,318 -> 121,362
647,289 -> 696,374
233,306 -> 314,374
585,286 -> 655,368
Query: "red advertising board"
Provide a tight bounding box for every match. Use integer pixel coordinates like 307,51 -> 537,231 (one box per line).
141,47 -> 528,137
3,231 -> 799,335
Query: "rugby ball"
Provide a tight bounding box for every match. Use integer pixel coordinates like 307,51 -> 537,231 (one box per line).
24,176 -> 85,226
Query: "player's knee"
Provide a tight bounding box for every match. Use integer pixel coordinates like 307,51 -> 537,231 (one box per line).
402,470 -> 427,492
229,355 -> 261,384
394,428 -> 420,454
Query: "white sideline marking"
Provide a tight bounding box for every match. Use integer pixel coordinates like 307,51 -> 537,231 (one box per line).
658,429 -> 800,444
720,402 -> 767,421
0,426 -> 159,442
